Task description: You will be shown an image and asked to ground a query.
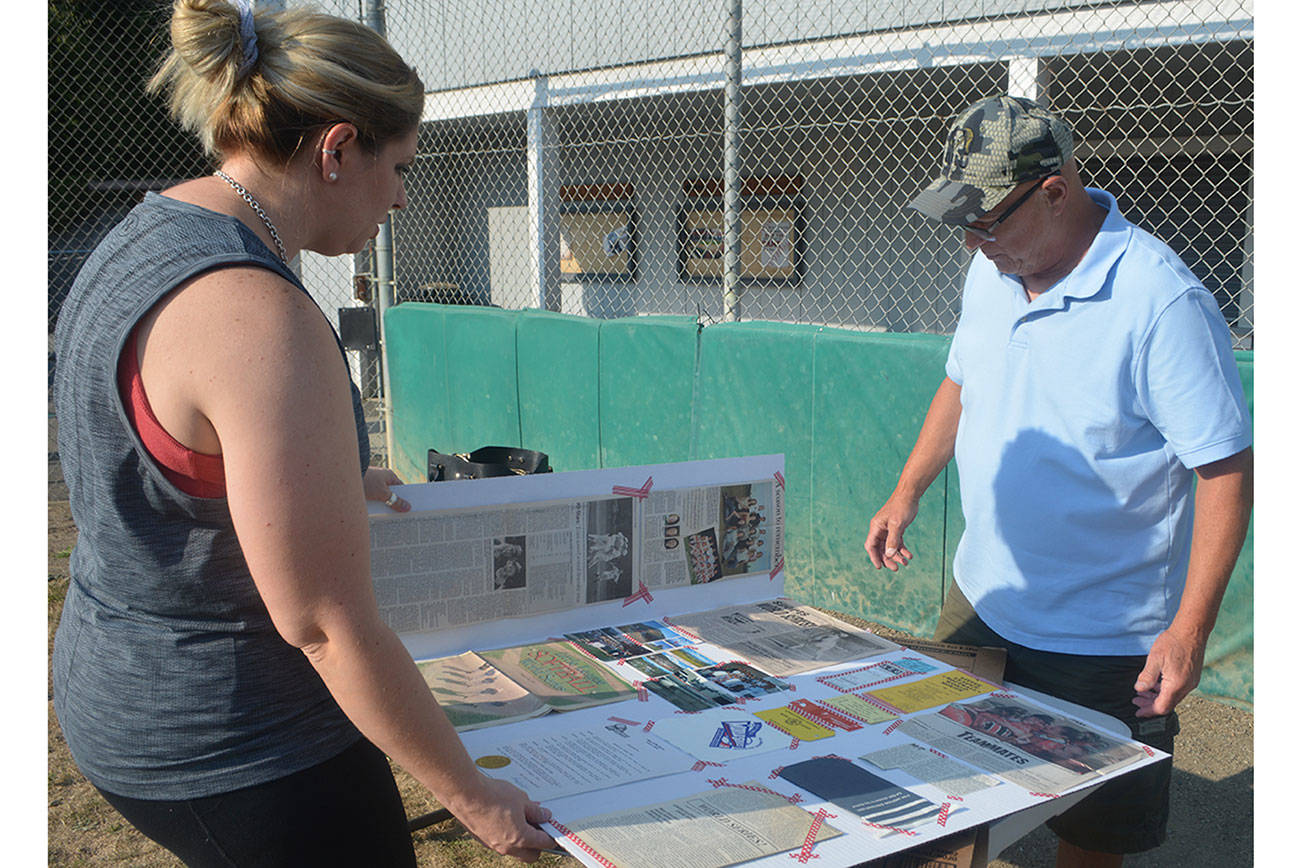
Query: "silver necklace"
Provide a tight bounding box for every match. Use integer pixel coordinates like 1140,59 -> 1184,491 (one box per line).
213,169 -> 288,263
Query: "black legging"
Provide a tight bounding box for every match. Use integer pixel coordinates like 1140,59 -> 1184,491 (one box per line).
97,738 -> 418,867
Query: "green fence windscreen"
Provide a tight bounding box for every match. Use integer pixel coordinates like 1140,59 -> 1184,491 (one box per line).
807,329 -> 954,634
596,316 -> 699,469
517,310 -> 603,472
384,304 -> 451,481
695,322 -> 818,583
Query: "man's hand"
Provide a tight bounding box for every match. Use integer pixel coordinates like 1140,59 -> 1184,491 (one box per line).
862,378 -> 961,571
1133,625 -> 1206,717
864,494 -> 919,571
1134,447 -> 1251,718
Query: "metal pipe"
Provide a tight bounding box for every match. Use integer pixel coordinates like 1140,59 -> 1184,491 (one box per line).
363,0 -> 398,465
527,77 -> 552,312
722,0 -> 743,322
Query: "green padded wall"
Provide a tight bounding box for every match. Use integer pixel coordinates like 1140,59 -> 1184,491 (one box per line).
806,330 -> 954,637
597,316 -> 699,468
695,322 -> 818,586
383,304 -> 522,482
383,304 -> 452,482
517,310 -> 602,472
1196,352 -> 1254,709
442,306 -> 523,450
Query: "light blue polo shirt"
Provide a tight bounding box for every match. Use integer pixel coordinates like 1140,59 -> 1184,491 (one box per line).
945,189 -> 1251,656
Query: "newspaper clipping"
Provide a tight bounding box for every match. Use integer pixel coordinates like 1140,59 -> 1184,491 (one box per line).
666,599 -> 898,677
371,478 -> 781,635
564,785 -> 842,868
900,696 -> 1148,795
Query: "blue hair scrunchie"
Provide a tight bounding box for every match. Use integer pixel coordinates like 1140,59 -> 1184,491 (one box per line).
233,0 -> 259,79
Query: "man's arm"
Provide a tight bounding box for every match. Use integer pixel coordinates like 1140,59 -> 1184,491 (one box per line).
1133,446 -> 1253,717
864,377 -> 962,570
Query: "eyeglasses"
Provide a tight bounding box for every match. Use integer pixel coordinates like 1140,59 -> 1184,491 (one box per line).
959,171 -> 1060,242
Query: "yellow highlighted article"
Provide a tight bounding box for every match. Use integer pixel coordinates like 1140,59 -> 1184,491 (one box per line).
867,670 -> 996,714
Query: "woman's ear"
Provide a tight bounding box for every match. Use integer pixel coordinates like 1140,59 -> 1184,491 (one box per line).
319,122 -> 358,181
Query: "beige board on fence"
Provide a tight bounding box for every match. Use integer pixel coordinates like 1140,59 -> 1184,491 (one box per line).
679,206 -> 798,282
560,210 -> 635,278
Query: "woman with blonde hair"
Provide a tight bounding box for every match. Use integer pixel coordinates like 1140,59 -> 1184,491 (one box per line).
51,1 -> 554,863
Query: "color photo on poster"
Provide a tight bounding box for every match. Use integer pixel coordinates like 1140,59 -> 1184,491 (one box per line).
565,620 -> 699,662
686,528 -> 723,584
717,484 -> 770,576
644,662 -> 789,712
564,626 -> 651,662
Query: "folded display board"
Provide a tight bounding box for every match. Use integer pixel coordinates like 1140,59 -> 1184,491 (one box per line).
368,455 -> 786,661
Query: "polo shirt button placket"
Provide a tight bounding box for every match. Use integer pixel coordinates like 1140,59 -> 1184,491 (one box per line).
1008,316 -> 1030,351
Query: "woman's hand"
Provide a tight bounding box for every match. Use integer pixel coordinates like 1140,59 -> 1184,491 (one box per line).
451,775 -> 558,862
364,466 -> 410,512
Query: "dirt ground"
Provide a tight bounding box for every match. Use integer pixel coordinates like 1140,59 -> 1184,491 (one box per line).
46,407 -> 1253,866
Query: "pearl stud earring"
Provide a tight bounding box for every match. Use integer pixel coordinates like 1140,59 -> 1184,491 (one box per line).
328,172 -> 337,181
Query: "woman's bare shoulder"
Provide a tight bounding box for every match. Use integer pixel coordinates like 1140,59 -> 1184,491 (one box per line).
152,264 -> 327,350
136,265 -> 340,453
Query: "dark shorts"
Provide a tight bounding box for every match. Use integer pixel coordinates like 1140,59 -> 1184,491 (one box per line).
96,738 -> 418,868
934,581 -> 1177,855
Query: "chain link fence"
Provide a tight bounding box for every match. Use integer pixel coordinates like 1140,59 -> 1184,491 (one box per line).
49,0 -> 1254,461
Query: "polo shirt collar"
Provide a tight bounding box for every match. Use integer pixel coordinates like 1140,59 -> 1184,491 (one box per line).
999,188 -> 1132,313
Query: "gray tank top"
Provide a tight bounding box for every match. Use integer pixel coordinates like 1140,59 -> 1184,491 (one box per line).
52,193 -> 368,799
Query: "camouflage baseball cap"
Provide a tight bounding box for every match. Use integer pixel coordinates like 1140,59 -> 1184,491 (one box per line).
908,95 -> 1074,226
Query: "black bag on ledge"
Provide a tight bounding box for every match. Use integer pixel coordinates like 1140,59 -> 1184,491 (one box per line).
427,447 -> 552,481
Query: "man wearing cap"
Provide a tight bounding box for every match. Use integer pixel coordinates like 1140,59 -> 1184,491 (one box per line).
863,96 -> 1252,865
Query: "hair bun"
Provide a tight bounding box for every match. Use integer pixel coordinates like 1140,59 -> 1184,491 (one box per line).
151,0 -> 423,161
164,0 -> 251,82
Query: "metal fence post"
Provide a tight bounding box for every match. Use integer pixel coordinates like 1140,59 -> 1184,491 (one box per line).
528,75 -> 557,312
722,0 -> 743,322
363,0 -> 398,466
